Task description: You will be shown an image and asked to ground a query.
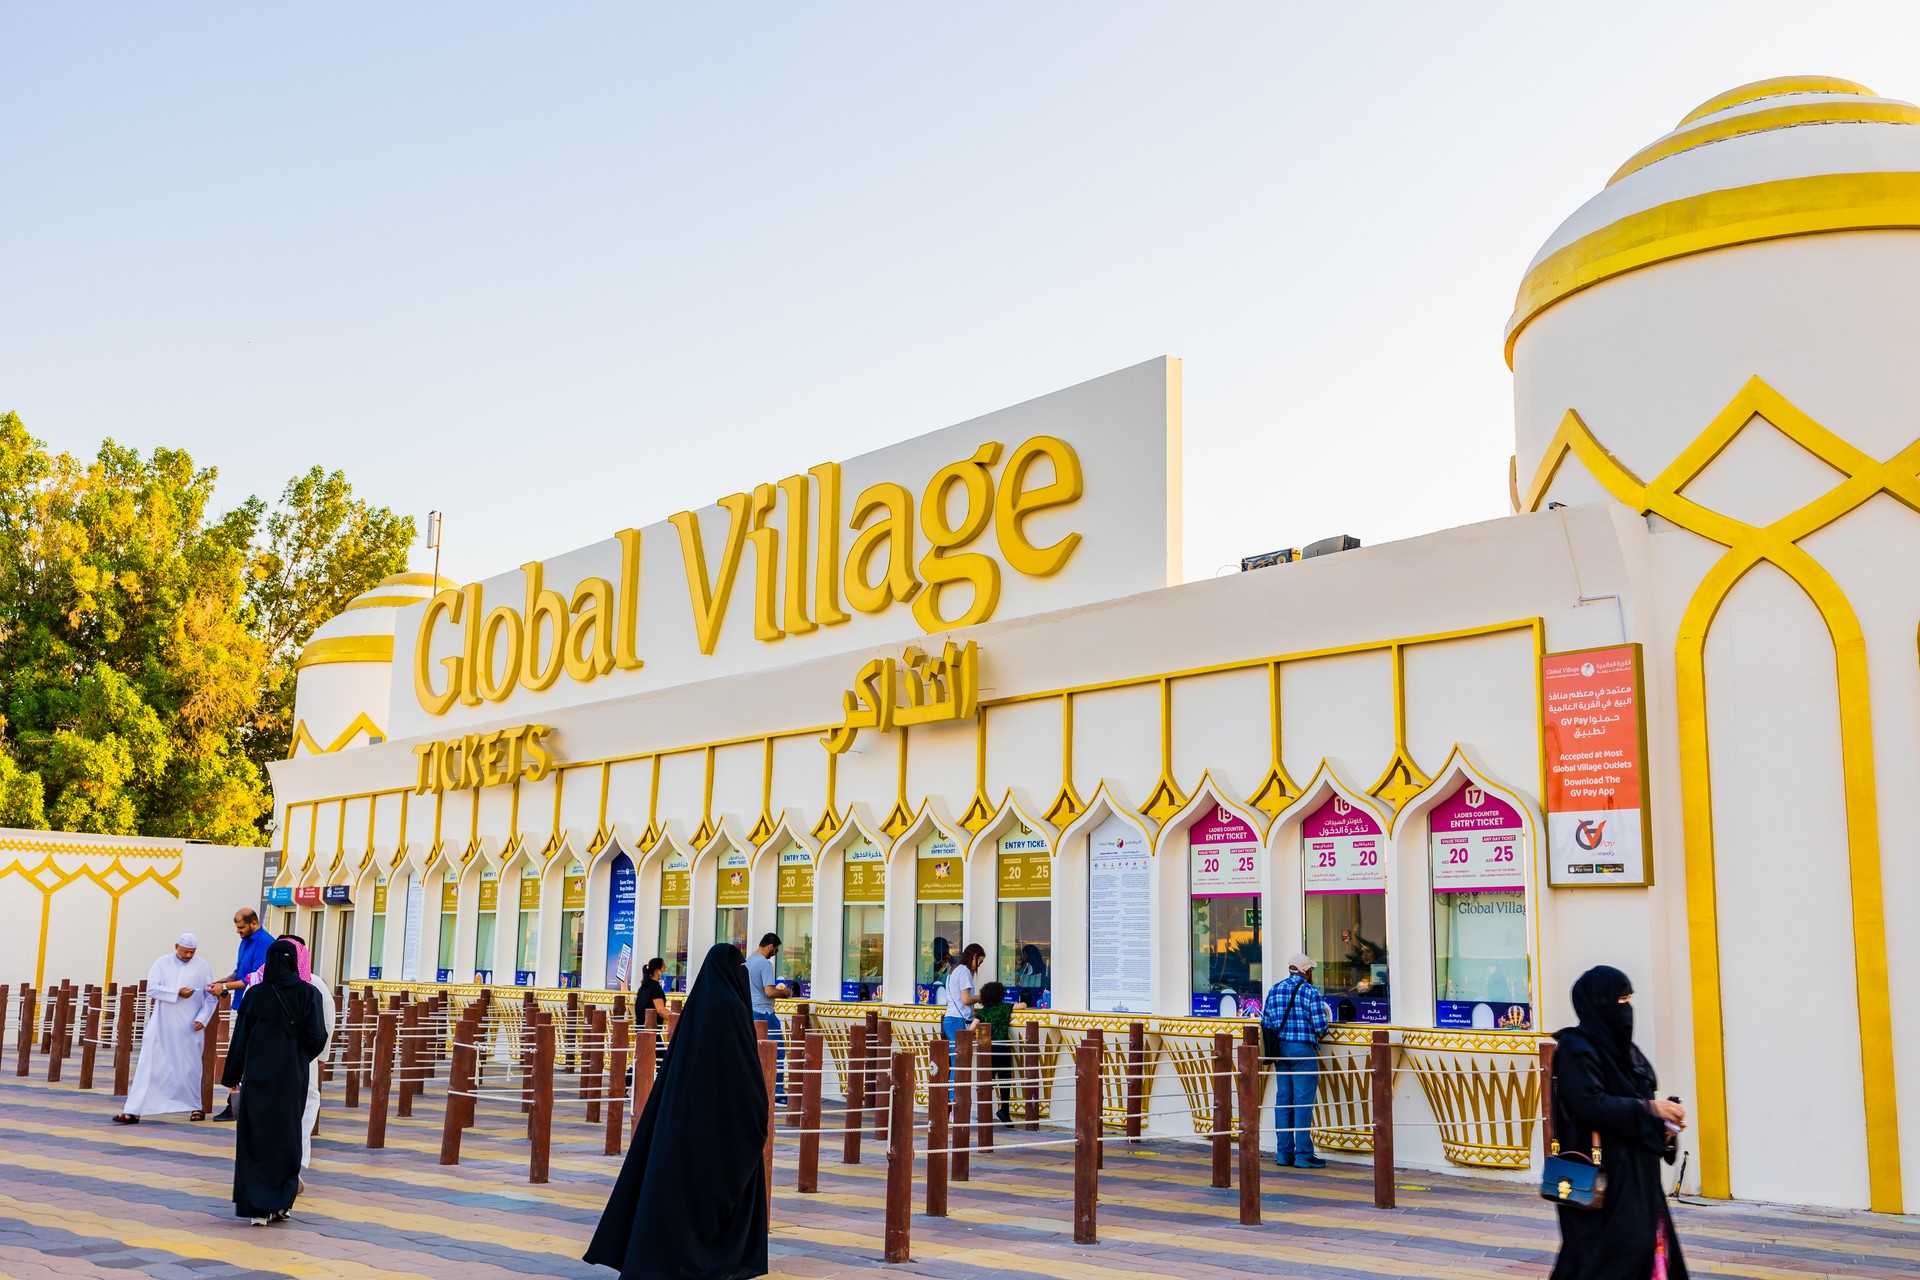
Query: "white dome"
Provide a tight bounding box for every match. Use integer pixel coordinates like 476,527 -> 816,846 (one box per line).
1506,76 -> 1920,364
296,571 -> 456,671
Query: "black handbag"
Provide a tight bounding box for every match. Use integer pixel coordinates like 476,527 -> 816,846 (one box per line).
1540,1131 -> 1607,1210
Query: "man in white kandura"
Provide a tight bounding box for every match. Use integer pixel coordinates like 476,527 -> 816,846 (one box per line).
113,934 -> 218,1125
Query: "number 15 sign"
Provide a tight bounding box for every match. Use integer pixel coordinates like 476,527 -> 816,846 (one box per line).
1302,794 -> 1387,894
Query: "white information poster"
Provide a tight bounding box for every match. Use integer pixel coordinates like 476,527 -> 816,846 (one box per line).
1088,815 -> 1153,1013
399,874 -> 425,981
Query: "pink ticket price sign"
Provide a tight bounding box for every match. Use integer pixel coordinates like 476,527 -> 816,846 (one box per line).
1301,794 -> 1386,894
1189,806 -> 1261,895
1427,783 -> 1525,892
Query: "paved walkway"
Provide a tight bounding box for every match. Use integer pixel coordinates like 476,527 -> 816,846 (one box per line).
1,1071 -> 1916,1279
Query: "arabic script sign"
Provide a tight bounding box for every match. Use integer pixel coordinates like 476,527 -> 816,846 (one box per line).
822,641 -> 979,754
1542,644 -> 1652,886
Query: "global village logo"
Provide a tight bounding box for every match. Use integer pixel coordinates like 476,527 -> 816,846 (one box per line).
1574,819 -> 1609,851
933,861 -> 952,880
1581,661 -> 1595,677
728,870 -> 744,887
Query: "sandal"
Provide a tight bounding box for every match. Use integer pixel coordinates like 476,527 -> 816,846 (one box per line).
189,1110 -> 206,1122
111,1114 -> 140,1125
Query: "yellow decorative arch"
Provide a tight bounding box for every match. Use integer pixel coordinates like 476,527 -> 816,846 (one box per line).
1522,376 -> 1916,1212
287,712 -> 386,758
0,848 -> 182,986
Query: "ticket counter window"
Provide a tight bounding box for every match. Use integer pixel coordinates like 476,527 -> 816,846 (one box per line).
338,909 -> 355,985
436,868 -> 459,983
473,869 -> 499,984
914,832 -> 963,1005
841,840 -> 885,1001
995,826 -> 1051,1009
1188,808 -> 1262,1018
559,859 -> 587,988
307,909 -> 326,977
368,877 -> 387,979
1301,795 -> 1390,1024
659,851 -> 691,991
1428,783 -> 1532,1029
514,864 -> 541,986
715,848 -> 750,952
774,843 -> 814,997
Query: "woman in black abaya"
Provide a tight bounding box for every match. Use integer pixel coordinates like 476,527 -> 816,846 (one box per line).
1549,966 -> 1690,1280
220,938 -> 328,1224
587,942 -> 768,1280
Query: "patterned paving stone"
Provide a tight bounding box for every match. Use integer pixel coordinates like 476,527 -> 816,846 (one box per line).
1,1070 -> 1916,1278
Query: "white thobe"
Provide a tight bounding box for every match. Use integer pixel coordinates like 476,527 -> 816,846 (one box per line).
301,976 -> 336,1170
122,953 -> 216,1116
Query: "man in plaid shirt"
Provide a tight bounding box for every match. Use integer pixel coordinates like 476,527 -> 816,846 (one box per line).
1261,953 -> 1332,1167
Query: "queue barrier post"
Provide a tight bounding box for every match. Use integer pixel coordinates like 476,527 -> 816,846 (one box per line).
1022,1019 -> 1040,1130
759,1037 -> 778,1227
78,987 -> 102,1090
788,1001 -> 810,1130
883,1049 -> 914,1264
926,1037 -> 950,1217
585,1006 -> 605,1124
367,1010 -> 397,1149
529,1018 -> 555,1184
634,1012 -> 656,1137
605,1017 -> 630,1156
45,984 -> 71,1084
198,993 -> 221,1113
111,987 -> 134,1096
1210,1030 -> 1232,1188
798,1031 -> 823,1194
1087,1028 -> 1105,1170
1125,1021 -> 1145,1141
975,1025 -> 995,1156
14,986 -> 34,1078
344,994 -> 363,1109
843,1022 -> 867,1165
1072,1036 -> 1099,1245
441,1033 -> 474,1166
1236,1039 -> 1260,1226
397,1003 -> 420,1118
1371,1028 -> 1395,1210
874,1019 -> 894,1148
953,1026 -> 972,1182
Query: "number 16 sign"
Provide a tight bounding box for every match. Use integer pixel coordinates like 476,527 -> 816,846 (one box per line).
1302,794 -> 1387,894
1190,807 -> 1260,895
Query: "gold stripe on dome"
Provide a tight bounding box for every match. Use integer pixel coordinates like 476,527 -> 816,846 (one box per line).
1506,171 -> 1920,365
1608,100 -> 1920,187
345,593 -> 430,611
380,571 -> 457,589
1677,75 -> 1875,128
294,635 -> 396,669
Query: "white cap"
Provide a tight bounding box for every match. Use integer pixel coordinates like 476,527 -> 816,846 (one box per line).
1288,952 -> 1315,973
176,933 -> 199,949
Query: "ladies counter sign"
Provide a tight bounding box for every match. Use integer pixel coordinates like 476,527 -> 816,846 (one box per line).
604,851 -> 637,990
1189,807 -> 1261,1017
1302,795 -> 1386,893
1542,644 -> 1652,886
1428,783 -> 1532,1030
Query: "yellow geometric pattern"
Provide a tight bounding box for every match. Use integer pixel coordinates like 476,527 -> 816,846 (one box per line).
287,712 -> 385,757
1522,376 -> 1913,1212
0,847 -> 181,986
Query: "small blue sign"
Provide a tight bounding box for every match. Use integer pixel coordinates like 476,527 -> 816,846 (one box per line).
322,885 -> 352,906
841,981 -> 879,1002
474,969 -> 493,985
265,886 -> 295,907
435,968 -> 452,983
368,965 -> 382,980
514,970 -> 536,987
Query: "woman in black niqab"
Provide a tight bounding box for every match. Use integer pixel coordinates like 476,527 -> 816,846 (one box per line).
587,942 -> 768,1280
1549,966 -> 1689,1280
220,938 -> 328,1223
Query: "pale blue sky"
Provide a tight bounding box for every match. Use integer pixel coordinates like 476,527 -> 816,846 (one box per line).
7,4 -> 1919,585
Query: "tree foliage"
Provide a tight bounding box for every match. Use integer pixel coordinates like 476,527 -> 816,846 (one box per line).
0,412 -> 414,844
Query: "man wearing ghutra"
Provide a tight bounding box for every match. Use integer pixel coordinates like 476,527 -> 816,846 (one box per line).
586,942 -> 768,1280
112,934 -> 217,1124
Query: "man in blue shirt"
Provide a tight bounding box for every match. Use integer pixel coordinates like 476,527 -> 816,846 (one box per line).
205,907 -> 274,1121
745,933 -> 790,1106
1261,952 -> 1332,1168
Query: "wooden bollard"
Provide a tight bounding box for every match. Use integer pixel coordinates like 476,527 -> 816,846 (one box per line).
788,1002 -> 809,1128
397,1004 -> 420,1117
78,987 -> 102,1090
111,987 -> 134,1095
367,1011 -> 397,1149
759,1037 -> 777,1226
584,1007 -> 605,1124
198,994 -> 221,1113
455,1009 -> 482,1129
1210,1031 -> 1232,1188
925,1038 -> 950,1216
213,989 -> 232,1084
883,1049 -> 914,1264
633,1012 -> 656,1137
45,985 -> 71,1083
321,989 -> 342,1086
873,1019 -> 893,1147
975,1026 -> 995,1155
952,1028 -> 972,1182
1022,1019 -> 1040,1130
0,986 -> 9,1060
1072,1037 -> 1099,1244
440,1034 -> 475,1165
1125,1021 -> 1145,1140
843,1022 -> 867,1164
565,990 -> 581,1072
1371,1027 -> 1395,1209
1538,1039 -> 1556,1162
1236,1039 -> 1260,1225
529,1019 -> 555,1184
798,1031 -> 823,1194
344,995 -> 363,1109
665,1007 -> 680,1041
1087,1028 -> 1104,1170
605,1018 -> 629,1155
528,1011 -> 554,1139
520,1003 -> 536,1115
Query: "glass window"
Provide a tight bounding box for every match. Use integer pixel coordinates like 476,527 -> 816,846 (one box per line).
1304,893 -> 1389,1023
775,905 -> 813,996
516,910 -> 542,982
1428,775 -> 1532,1029
559,910 -> 585,987
307,909 -> 326,976
658,908 -> 690,991
997,901 -> 1051,1009
339,909 -> 355,984
841,904 -> 885,1001
436,869 -> 459,982
715,906 -> 748,953
368,878 -> 387,978
1188,807 -> 1262,1018
473,912 -> 497,983
915,902 -> 964,1004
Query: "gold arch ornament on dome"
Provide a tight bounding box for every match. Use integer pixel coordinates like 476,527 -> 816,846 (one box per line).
1522,376 -> 1916,1213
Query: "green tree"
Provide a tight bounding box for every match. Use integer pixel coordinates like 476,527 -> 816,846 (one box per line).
0,411 -> 414,844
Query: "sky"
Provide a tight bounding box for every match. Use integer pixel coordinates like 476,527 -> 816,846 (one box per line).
7,3 -> 1920,586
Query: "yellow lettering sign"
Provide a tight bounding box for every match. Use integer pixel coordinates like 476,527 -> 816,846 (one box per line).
412,725 -> 556,795
822,641 -> 979,754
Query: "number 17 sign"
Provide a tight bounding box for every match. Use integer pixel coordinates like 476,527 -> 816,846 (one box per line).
1302,794 -> 1387,894
1428,783 -> 1525,892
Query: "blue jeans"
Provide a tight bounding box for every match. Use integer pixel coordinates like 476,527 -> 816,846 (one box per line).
1274,1040 -> 1320,1163
753,1011 -> 785,1104
941,1015 -> 970,1097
